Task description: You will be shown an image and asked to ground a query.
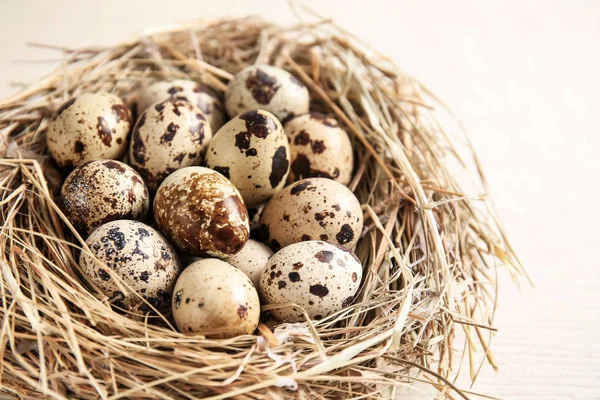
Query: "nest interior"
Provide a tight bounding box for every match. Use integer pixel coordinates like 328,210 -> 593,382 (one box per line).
0,13 -> 524,400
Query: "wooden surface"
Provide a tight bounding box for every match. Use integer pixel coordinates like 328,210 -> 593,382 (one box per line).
1,1 -> 599,398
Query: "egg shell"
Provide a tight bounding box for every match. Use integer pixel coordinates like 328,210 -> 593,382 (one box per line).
60,159 -> 149,235
129,99 -> 212,191
172,259 -> 260,337
259,240 -> 362,322
80,220 -> 181,311
153,166 -> 249,257
204,110 -> 290,206
259,178 -> 363,250
226,239 -> 273,287
285,112 -> 354,185
225,65 -> 309,122
47,92 -> 132,169
136,79 -> 225,132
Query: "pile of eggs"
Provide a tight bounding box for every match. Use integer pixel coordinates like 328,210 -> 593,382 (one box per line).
48,64 -> 363,338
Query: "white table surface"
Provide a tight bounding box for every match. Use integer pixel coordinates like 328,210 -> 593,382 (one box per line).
1,1 -> 599,399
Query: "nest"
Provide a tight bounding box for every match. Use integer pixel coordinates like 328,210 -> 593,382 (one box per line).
0,11 -> 525,400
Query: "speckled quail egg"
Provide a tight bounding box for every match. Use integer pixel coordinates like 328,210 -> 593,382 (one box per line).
172,258 -> 260,337
61,159 -> 149,235
204,110 -> 290,206
259,178 -> 363,250
153,166 -> 249,257
47,92 -> 132,169
129,99 -> 212,191
225,64 -> 309,122
226,239 -> 273,287
136,79 -> 225,132
285,112 -> 354,185
259,240 -> 362,322
80,220 -> 181,311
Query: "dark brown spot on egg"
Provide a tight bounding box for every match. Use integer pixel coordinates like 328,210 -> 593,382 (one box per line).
332,204 -> 341,211
168,86 -> 183,95
173,153 -> 186,163
212,166 -> 230,179
245,148 -> 257,157
278,280 -> 287,289
301,234 -> 311,241
160,122 -> 179,144
174,290 -> 182,309
53,97 -> 76,120
336,224 -> 355,245
292,262 -> 303,270
73,140 -> 85,154
294,130 -> 311,145
131,126 -> 146,165
111,103 -> 131,124
282,213 -> 290,221
288,272 -> 301,282
314,315 -> 323,320
103,160 -> 126,173
235,131 -> 251,151
315,250 -> 334,263
291,154 -> 334,180
320,234 -> 329,240
311,140 -> 326,154
269,146 -> 289,188
309,284 -> 329,297
290,180 -> 314,195
245,69 -> 280,104
310,112 -> 338,127
239,110 -> 277,138
139,271 -> 150,282
96,116 -> 113,146
352,272 -> 358,282
98,268 -> 110,281
154,102 -> 166,113
198,302 -> 204,308
237,304 -> 248,319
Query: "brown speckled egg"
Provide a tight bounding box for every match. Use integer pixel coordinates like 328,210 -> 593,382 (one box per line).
172,258 -> 260,337
225,65 -> 309,122
226,239 -> 273,287
204,110 -> 290,206
47,92 -> 132,169
285,112 -> 354,185
129,99 -> 212,191
153,166 -> 249,257
61,159 -> 149,235
136,80 -> 225,132
80,220 -> 181,311
259,240 -> 362,322
259,178 -> 363,250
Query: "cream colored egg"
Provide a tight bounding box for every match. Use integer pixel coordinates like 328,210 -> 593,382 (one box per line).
47,92 -> 132,169
61,159 -> 149,235
285,112 -> 354,185
80,220 -> 181,311
259,240 -> 362,322
136,79 -> 225,132
153,166 -> 249,257
129,99 -> 212,191
225,65 -> 309,122
226,239 -> 273,287
205,110 -> 290,206
172,259 -> 260,337
259,178 -> 363,250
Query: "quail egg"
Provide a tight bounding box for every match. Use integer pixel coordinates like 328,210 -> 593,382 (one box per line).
226,239 -> 273,287
136,79 -> 225,132
80,220 -> 181,310
285,112 -> 354,185
47,92 -> 132,168
225,64 -> 309,122
204,110 -> 290,206
129,99 -> 212,191
259,240 -> 362,322
172,258 -> 260,337
60,159 -> 149,235
153,166 -> 249,257
259,178 -> 363,250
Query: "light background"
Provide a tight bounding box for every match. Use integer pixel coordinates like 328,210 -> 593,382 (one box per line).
1,1 -> 599,399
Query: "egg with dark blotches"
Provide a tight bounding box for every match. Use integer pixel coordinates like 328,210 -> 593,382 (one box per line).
225,65 -> 309,123
226,239 -> 273,287
136,79 -> 225,132
284,112 -> 354,185
60,159 -> 149,235
153,166 -> 249,257
172,258 -> 260,337
259,240 -> 362,322
47,92 -> 132,169
259,178 -> 363,250
128,99 -> 212,191
80,220 -> 181,311
204,110 -> 290,206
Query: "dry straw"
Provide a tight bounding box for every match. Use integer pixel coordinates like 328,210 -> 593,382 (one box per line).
0,8 -> 525,400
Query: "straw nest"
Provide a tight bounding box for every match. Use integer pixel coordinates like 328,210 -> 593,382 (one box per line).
0,11 -> 525,400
